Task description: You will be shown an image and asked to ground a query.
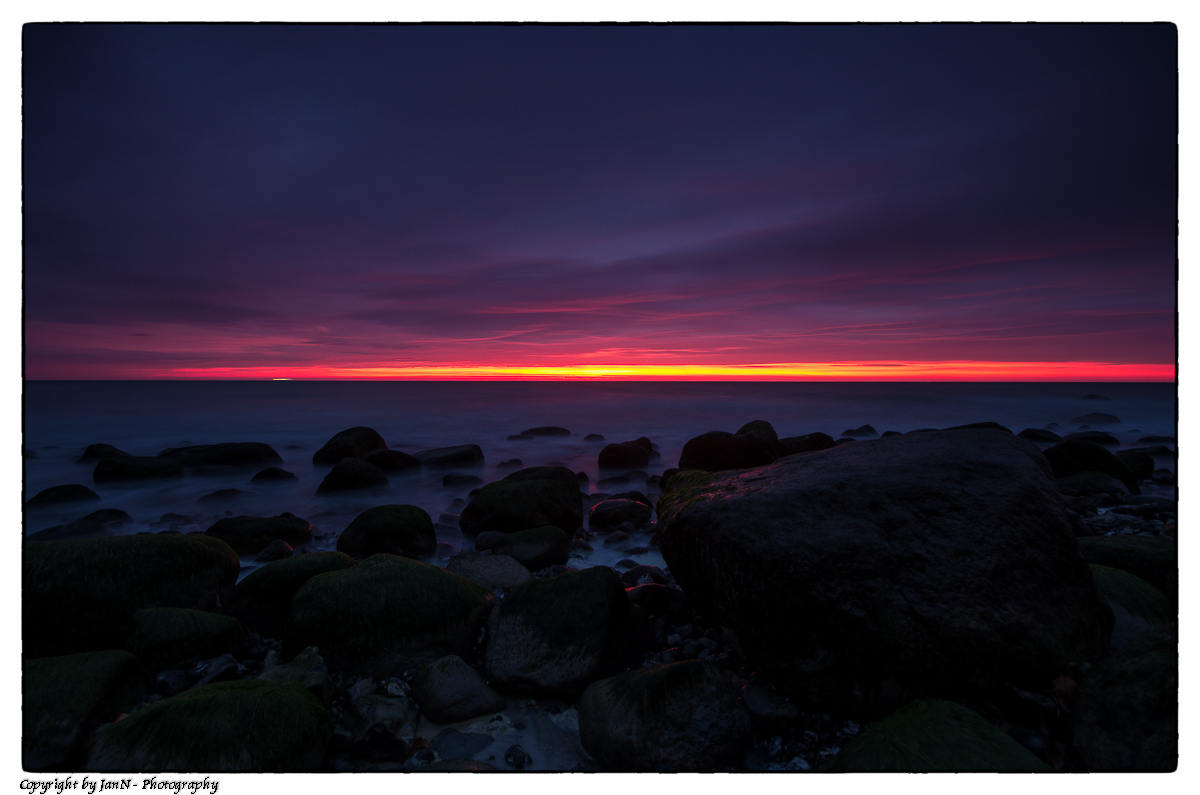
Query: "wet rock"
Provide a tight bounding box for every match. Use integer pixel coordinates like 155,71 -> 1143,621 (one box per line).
742,684 -> 798,724
283,554 -> 496,677
1073,626 -> 1177,771
589,498 -> 652,533
159,442 -> 283,469
1084,511 -> 1151,535
312,427 -> 388,466
1076,535 -> 1176,609
490,525 -> 570,570
829,699 -> 1048,770
155,668 -> 188,698
258,645 -> 331,705
25,534 -> 240,658
485,566 -> 631,698
474,530 -> 506,551
611,490 -> 651,506
1115,450 -> 1155,480
413,444 -> 485,469
579,660 -> 751,771
626,583 -> 687,619
197,488 -> 253,505
337,504 -> 436,560
25,484 -> 101,510
840,424 -> 878,438
86,679 -> 331,771
23,650 -> 149,771
251,466 -> 298,482
412,654 -> 507,724
621,565 -> 669,587
255,539 -> 294,563
121,607 -> 252,672
1152,468 -> 1174,485
1090,565 -> 1170,649
504,744 -> 532,770
678,430 -> 776,472
459,466 -> 583,537
93,456 -> 185,484
598,438 -> 653,470
1072,413 -> 1121,425
1057,471 -> 1131,498
519,426 -> 571,438
225,551 -> 356,637
496,459 -> 523,469
316,458 -> 389,495
1062,431 -> 1120,448
1044,439 -> 1140,493
27,508 -> 134,544
444,473 -> 484,489
584,433 -> 605,442
350,693 -> 418,742
777,432 -> 836,456
656,430 -> 1113,713
363,448 -> 421,472
1017,428 -> 1061,443
447,553 -> 532,590
79,443 -> 135,463
206,512 -> 312,555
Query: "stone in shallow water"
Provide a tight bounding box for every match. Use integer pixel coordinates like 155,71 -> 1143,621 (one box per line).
412,654 -> 507,724
25,483 -> 101,510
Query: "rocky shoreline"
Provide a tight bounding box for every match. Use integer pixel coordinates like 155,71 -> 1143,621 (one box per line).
23,418 -> 1177,772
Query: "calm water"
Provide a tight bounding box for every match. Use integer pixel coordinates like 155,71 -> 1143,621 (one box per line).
22,381 -> 1176,574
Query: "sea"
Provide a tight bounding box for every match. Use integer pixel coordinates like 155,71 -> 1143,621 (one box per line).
22,380 -> 1177,578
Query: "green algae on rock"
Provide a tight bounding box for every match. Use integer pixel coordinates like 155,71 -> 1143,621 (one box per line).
121,607 -> 253,672
226,551 -> 355,638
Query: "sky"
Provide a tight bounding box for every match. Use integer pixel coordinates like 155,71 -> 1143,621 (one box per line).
22,23 -> 1177,380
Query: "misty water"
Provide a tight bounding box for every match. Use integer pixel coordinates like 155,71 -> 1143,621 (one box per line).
24,382 -> 1176,571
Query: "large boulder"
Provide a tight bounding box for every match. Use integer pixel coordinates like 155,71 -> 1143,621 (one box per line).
598,438 -> 652,470
459,468 -> 582,536
828,698 -> 1049,771
283,554 -> 495,677
1089,565 -> 1170,649
24,534 -> 241,658
413,444 -> 485,469
656,430 -> 1113,712
312,426 -> 388,466
411,654 -> 507,725
27,509 -> 134,544
1043,440 -> 1139,493
447,554 -> 531,590
777,432 -> 836,457
1076,535 -> 1176,609
1061,431 -> 1120,448
484,566 -> 631,698
78,443 -> 132,462
1018,428 -> 1062,443
315,458 -> 389,495
121,608 -> 253,672
490,526 -> 570,571
23,651 -> 149,771
363,448 -> 421,472
337,504 -> 436,560
578,660 -> 751,771
1114,450 -> 1155,480
25,484 -> 101,510
588,498 -> 652,533
93,456 -> 184,484
158,442 -> 283,468
85,680 -> 331,771
206,513 -> 313,555
225,552 -> 355,638
1073,625 -> 1177,771
678,430 -> 777,472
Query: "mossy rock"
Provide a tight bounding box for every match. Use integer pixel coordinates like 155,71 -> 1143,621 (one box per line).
225,551 -> 356,638
205,512 -> 313,555
484,566 -> 630,698
578,660 -> 751,771
1089,565 -> 1170,648
336,504 -> 436,559
283,554 -> 496,677
1073,625 -> 1177,771
312,426 -> 388,466
24,534 -> 241,658
1043,440 -> 1139,493
1076,535 -> 1176,610
85,679 -> 331,771
121,608 -> 253,672
24,651 -> 149,771
459,476 -> 582,536
829,698 -> 1050,771
490,525 -> 570,571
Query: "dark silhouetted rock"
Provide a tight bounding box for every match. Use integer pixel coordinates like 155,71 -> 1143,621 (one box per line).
519,426 -> 571,437
316,458 -> 389,494
78,443 -> 132,463
589,499 -> 652,533
829,699 -> 1048,771
736,420 -> 778,442
25,484 -> 101,510
1136,435 -> 1175,444
611,490 -> 651,507
840,424 -> 878,438
85,679 -> 331,771
598,438 -> 652,470
413,444 -> 485,469
944,422 -> 1012,433
121,607 -> 252,672
490,525 -> 570,571
1056,471 -> 1130,498
584,433 -> 605,442
656,430 -> 1113,713
497,458 -> 523,469
777,432 -> 836,456
206,513 -> 313,555
459,466 -> 582,536
28,508 -> 133,544
312,427 -> 388,466
1044,439 -> 1139,493
159,442 -> 282,468
1072,413 -> 1121,425
1018,428 -> 1061,443
579,660 -> 751,771
337,504 -> 436,560
1062,431 -> 1120,448
412,654 -> 507,725
93,456 -> 184,484
678,430 -> 776,472
24,534 -> 241,658
226,552 -> 355,637
255,539 -> 294,563
485,566 -> 631,698
363,448 -> 421,472
197,488 -> 253,505
443,473 -> 483,489
1115,450 -> 1155,480
251,467 -> 298,483
283,554 -> 495,676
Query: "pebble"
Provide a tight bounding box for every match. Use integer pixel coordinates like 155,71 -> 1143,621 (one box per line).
505,744 -> 532,771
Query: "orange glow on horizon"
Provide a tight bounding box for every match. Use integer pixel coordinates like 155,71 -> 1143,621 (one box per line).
130,361 -> 1175,381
